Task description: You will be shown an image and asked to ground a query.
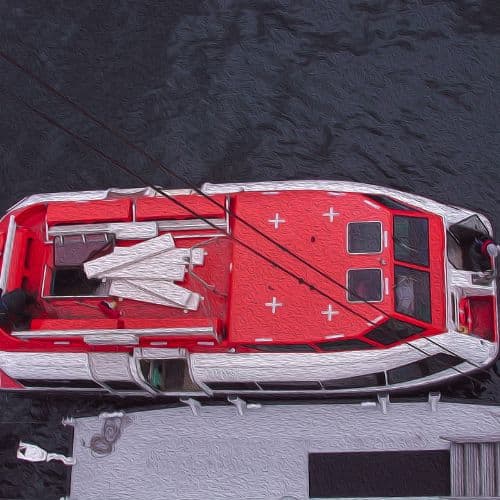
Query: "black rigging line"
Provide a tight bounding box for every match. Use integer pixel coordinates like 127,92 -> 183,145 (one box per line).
6,89 -> 377,326
6,89 -> 489,385
0,50 -> 491,382
0,48 -> 388,316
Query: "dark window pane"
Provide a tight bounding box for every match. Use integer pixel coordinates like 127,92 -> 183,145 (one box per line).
347,269 -> 382,302
394,216 -> 429,267
103,380 -> 144,391
322,372 -> 385,389
348,222 -> 382,253
395,266 -> 432,323
387,353 -> 463,384
309,451 -> 450,498
206,381 -> 260,390
258,381 -> 321,390
365,318 -> 424,345
18,379 -> 101,389
367,195 -> 414,211
317,339 -> 374,351
244,344 -> 315,352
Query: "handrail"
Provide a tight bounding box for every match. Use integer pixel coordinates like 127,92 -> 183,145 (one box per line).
0,216 -> 17,293
12,326 -> 216,339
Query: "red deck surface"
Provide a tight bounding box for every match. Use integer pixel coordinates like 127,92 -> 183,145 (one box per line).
0,190 -> 447,354
227,190 -> 445,344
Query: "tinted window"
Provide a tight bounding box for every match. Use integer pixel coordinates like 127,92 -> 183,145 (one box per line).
309,450 -> 450,498
244,344 -> 315,352
387,354 -> 463,384
347,269 -> 382,302
367,195 -> 414,211
258,381 -> 322,390
322,372 -> 386,389
18,379 -> 101,389
103,381 -> 144,391
395,266 -> 432,323
365,318 -> 424,345
394,216 -> 429,267
317,339 -> 374,351
206,381 -> 260,390
348,222 -> 382,253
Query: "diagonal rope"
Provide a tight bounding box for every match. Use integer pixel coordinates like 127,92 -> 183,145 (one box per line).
0,48 -> 389,315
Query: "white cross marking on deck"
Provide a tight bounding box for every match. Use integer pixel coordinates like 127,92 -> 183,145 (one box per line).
322,207 -> 339,222
268,213 -> 285,229
265,297 -> 283,314
321,304 -> 339,321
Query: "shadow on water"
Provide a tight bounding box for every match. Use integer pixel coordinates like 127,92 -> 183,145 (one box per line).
0,0 -> 500,498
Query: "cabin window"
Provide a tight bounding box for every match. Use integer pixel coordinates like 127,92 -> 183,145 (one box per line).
347,222 -> 382,254
387,353 -> 463,384
366,194 -> 414,211
18,378 -> 102,389
206,381 -> 260,391
322,372 -> 386,389
394,266 -> 431,323
244,344 -> 315,352
365,318 -> 424,345
393,216 -> 429,267
347,269 -> 382,302
258,381 -> 322,390
102,380 -> 145,391
317,338 -> 374,351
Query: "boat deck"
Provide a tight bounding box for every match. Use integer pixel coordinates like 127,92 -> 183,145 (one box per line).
69,401 -> 500,499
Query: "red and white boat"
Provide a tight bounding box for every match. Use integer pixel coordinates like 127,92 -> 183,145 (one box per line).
0,180 -> 497,396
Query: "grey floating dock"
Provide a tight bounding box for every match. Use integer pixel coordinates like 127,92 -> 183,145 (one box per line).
69,401 -> 500,499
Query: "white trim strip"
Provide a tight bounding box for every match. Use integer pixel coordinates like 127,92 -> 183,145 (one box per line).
324,333 -> 345,339
385,277 -> 390,295
383,230 -> 388,248
0,216 -> 17,293
12,326 -> 215,339
364,199 -> 380,209
255,338 -> 273,342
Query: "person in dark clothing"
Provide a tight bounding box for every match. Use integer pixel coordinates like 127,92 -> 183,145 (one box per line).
0,288 -> 35,329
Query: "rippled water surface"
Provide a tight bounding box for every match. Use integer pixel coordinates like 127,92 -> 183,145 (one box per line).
1,1 -> 500,498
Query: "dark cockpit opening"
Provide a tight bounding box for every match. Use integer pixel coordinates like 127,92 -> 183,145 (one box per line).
447,215 -> 492,272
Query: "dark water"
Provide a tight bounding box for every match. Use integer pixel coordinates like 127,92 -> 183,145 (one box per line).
1,1 -> 500,498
